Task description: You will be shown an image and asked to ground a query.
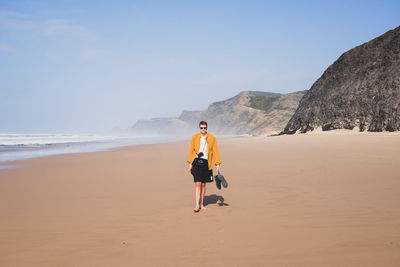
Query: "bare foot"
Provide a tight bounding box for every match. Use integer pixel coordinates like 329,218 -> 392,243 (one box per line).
193,206 -> 200,213
200,206 -> 206,210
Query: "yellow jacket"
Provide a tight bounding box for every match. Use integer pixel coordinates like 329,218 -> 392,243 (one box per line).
188,133 -> 221,170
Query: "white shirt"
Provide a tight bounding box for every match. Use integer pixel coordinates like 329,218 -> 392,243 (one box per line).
198,134 -> 208,159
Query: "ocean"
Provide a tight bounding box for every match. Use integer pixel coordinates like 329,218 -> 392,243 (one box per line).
0,133 -> 185,165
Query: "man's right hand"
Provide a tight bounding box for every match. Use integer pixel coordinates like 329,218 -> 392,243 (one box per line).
188,164 -> 192,172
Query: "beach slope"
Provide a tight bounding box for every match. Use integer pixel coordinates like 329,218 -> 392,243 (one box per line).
1,134 -> 400,266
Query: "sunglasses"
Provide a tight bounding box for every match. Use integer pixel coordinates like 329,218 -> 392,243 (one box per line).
200,127 -> 207,130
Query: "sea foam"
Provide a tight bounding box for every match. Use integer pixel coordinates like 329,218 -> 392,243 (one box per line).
0,133 -> 118,146
0,133 -> 184,163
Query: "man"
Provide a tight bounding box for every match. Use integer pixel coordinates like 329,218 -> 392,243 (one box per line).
188,121 -> 221,212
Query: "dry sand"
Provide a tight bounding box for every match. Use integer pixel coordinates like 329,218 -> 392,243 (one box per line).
1,133 -> 400,266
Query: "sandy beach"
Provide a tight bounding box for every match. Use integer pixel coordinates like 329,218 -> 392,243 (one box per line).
1,133 -> 400,266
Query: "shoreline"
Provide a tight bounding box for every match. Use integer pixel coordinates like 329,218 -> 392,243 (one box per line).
0,134 -> 251,169
0,136 -> 189,166
1,130 -> 399,170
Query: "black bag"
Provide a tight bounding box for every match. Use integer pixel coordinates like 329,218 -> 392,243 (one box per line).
193,151 -> 208,166
193,157 -> 208,166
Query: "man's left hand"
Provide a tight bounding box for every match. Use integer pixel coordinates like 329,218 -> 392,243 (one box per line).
215,165 -> 221,174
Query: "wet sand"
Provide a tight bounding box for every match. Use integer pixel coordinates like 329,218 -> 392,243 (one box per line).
1,133 -> 400,266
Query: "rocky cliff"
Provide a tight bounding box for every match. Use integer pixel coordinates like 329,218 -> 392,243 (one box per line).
283,26 -> 400,134
131,90 -> 306,135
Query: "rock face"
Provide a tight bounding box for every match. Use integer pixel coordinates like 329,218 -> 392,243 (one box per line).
283,26 -> 400,134
131,90 -> 306,136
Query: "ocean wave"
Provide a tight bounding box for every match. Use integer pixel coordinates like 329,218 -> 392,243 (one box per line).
0,135 -> 184,163
0,133 -> 119,146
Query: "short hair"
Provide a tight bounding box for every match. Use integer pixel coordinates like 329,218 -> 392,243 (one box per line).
199,121 -> 208,127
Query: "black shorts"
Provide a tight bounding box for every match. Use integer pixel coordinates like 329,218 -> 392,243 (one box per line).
191,160 -> 213,183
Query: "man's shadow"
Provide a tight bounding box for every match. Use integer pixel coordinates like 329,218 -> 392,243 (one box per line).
204,194 -> 230,207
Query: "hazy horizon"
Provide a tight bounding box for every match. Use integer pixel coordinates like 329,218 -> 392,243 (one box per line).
1,0 -> 399,133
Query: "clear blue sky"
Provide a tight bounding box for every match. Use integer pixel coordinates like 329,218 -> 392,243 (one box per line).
1,0 -> 399,133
